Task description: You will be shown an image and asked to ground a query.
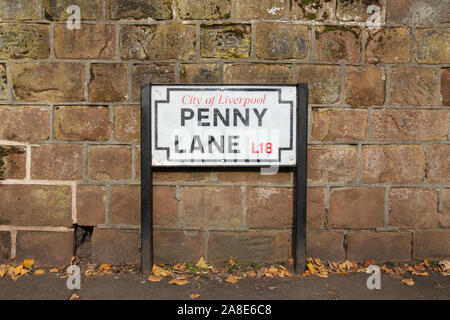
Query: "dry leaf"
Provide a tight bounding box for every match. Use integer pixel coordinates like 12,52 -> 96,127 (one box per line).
228,257 -> 235,266
306,263 -> 316,275
169,277 -> 189,286
423,259 -> 430,267
0,265 -> 7,278
268,267 -> 279,275
23,259 -> 34,269
190,294 -> 200,299
401,278 -> 415,286
302,270 -> 310,277
196,257 -> 208,269
152,265 -> 170,277
20,268 -> 30,276
69,293 -> 80,300
34,269 -> 46,275
246,270 -> 256,277
174,263 -> 186,271
211,268 -> 219,274
439,260 -> 450,272
98,264 -> 111,271
363,260 -> 375,268
49,268 -> 59,273
148,275 -> 163,282
225,274 -> 239,284
314,258 -> 323,266
14,265 -> 23,275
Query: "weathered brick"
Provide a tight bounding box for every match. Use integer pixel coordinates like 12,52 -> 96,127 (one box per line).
0,0 -> 40,20
0,232 -> 10,263
389,188 -> 439,229
16,231 -> 74,267
415,28 -> 450,64
111,185 -> 178,226
246,187 -> 293,229
77,186 -> 106,226
390,67 -> 437,106
297,65 -> 340,104
336,0 -> 383,22
307,188 -> 325,231
426,144 -> 450,184
442,68 -> 450,106
256,23 -> 309,60
177,0 -> 231,19
235,0 -> 287,20
345,65 -> 385,107
87,146 -> 132,180
32,144 -> 83,180
366,27 -> 411,63
208,231 -> 290,263
347,232 -> 412,263
370,109 -> 448,141
328,188 -> 384,229
0,24 -> 49,59
55,24 -> 116,59
0,64 -> 6,100
152,171 -> 212,183
132,64 -> 176,102
55,106 -> 112,141
224,64 -> 293,84
441,189 -> 450,227
414,230 -> 450,261
312,108 -> 367,141
114,106 -> 140,142
387,0 -> 450,25
106,0 -> 172,20
91,229 -> 139,265
291,0 -> 334,21
0,185 -> 72,227
89,64 -> 127,102
315,26 -> 361,63
0,145 -> 26,179
307,146 -> 357,183
12,63 -> 85,102
154,230 -> 204,264
362,145 -> 426,183
0,106 -> 50,143
121,24 -> 195,60
201,24 -> 251,59
306,232 -> 345,262
180,186 -> 242,228
44,0 -> 103,21
180,64 -> 220,84
216,170 -> 291,184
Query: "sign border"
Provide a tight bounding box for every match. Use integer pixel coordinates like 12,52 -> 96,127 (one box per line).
141,83 -> 308,274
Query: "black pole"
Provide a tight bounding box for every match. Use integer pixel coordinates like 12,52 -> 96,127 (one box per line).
140,83 -> 153,275
294,83 -> 308,273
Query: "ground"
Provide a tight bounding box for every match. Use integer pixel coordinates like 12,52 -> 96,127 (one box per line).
0,272 -> 449,300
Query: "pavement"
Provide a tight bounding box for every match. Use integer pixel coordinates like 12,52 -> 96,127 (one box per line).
0,271 -> 449,300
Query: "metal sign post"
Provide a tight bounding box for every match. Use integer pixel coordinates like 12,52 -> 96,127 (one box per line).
140,84 -> 308,275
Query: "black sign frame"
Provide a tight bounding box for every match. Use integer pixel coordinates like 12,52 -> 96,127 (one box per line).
140,83 -> 308,275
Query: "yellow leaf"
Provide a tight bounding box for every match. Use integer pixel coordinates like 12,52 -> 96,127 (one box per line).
190,294 -> 200,299
174,263 -> 186,271
20,268 -> 30,276
152,265 -> 170,277
302,270 -> 310,277
34,269 -> 46,275
401,278 -> 415,286
246,270 -> 256,277
49,268 -> 59,273
169,277 -> 189,286
0,265 -> 7,278
196,257 -> 208,269
225,274 -> 239,284
98,264 -> 111,271
314,258 -> 323,266
306,263 -> 316,275
23,259 -> 34,269
148,275 -> 163,282
423,259 -> 430,267
14,265 -> 23,275
229,257 -> 235,266
69,293 -> 80,300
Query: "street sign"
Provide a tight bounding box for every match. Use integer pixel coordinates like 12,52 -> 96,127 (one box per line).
150,85 -> 297,166
140,83 -> 308,275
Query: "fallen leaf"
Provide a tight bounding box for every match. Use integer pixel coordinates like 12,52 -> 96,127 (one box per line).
439,260 -> 450,272
152,265 -> 170,277
49,268 -> 59,273
169,277 -> 189,286
401,278 -> 415,286
23,259 -> 34,269
196,257 -> 208,269
34,269 -> 46,275
0,265 -> 7,278
268,267 -> 279,275
20,268 -> 30,276
228,257 -> 234,266
174,263 -> 186,271
302,270 -> 310,277
306,263 -> 316,275
364,260 -> 375,268
98,264 -> 111,271
14,265 -> 23,275
314,258 -> 323,266
190,294 -> 200,299
69,293 -> 80,300
211,268 -> 219,274
225,274 -> 239,284
423,259 -> 430,267
148,275 -> 163,282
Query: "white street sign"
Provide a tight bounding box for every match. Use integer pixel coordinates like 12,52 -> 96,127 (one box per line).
151,85 -> 297,166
